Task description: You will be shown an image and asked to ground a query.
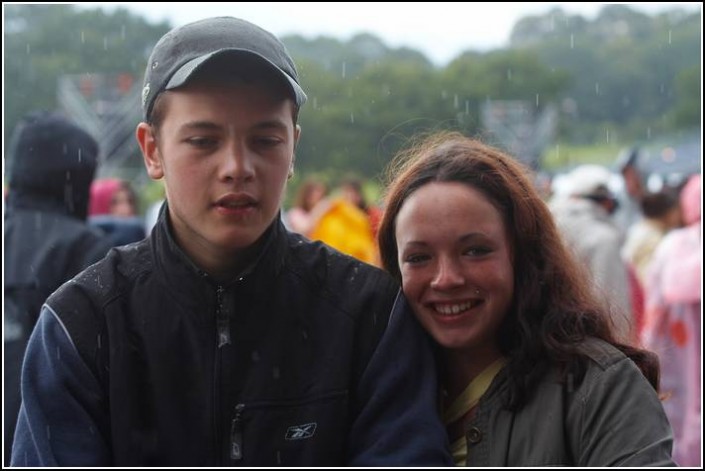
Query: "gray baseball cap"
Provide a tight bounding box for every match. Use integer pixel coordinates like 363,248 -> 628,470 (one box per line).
141,16 -> 307,120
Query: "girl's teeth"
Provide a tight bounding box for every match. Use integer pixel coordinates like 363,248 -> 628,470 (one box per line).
436,301 -> 473,315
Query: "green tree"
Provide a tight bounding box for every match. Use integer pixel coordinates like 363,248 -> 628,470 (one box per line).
672,65 -> 701,128
4,4 -> 170,158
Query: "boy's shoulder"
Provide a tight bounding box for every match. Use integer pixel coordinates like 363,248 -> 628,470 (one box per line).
285,231 -> 399,312
287,231 -> 393,283
48,238 -> 153,308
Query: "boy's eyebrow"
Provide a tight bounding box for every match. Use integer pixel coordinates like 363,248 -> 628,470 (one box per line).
178,119 -> 290,133
179,121 -> 222,132
251,118 -> 289,131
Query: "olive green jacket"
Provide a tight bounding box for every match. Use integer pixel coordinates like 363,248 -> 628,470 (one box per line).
462,338 -> 674,467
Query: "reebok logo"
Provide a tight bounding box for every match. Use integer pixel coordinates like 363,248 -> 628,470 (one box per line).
285,422 -> 317,440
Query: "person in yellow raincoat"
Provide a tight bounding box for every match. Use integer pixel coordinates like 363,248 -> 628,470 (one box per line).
309,198 -> 378,266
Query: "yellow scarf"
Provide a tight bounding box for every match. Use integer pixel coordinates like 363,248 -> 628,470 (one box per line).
443,357 -> 506,466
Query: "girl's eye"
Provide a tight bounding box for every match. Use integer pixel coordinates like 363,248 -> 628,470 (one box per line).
404,254 -> 430,265
464,247 -> 491,257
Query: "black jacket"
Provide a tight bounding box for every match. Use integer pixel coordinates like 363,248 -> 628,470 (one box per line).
12,208 -> 451,466
4,112 -> 111,466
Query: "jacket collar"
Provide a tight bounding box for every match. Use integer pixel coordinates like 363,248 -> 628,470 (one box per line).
152,202 -> 289,303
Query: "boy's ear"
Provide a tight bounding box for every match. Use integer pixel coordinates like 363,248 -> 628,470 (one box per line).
288,125 -> 301,180
294,124 -> 301,149
136,122 -> 164,180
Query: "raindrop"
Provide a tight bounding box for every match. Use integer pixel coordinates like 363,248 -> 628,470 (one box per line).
26,43 -> 31,54
646,127 -> 651,139
97,334 -> 102,349
81,31 -> 85,44
276,451 -> 282,465
453,94 -> 459,109
441,90 -> 448,100
348,265 -> 359,283
103,37 -> 108,51
570,34 -> 574,49
595,82 -> 600,95
535,94 -> 540,108
465,100 -> 470,115
301,329 -> 308,341
78,148 -> 82,163
506,69 -> 512,81
121,25 -> 126,41
350,112 -> 355,124
312,97 -> 318,110
668,30 -> 672,45
251,350 -> 260,363
46,425 -> 51,439
56,346 -> 61,361
272,367 -> 280,380
660,83 -> 665,94
605,128 -> 610,143
341,62 -> 346,79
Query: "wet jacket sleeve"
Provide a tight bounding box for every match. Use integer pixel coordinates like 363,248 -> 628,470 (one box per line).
346,294 -> 453,466
574,355 -> 675,466
10,305 -> 110,467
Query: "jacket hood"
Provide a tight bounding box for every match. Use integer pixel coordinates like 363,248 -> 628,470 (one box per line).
8,111 -> 99,220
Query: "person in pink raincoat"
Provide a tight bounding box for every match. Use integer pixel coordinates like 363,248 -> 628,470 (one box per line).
642,174 -> 701,467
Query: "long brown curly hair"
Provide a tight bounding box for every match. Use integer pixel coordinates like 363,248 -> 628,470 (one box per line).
378,132 -> 659,409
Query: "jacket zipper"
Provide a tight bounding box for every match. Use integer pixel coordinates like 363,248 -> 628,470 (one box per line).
227,390 -> 348,462
215,285 -> 231,347
230,403 -> 246,461
214,284 -> 230,465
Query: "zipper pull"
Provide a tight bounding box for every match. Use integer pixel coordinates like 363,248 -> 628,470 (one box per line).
216,286 -> 231,348
230,404 -> 245,461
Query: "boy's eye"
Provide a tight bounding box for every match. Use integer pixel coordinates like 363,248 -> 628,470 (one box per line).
253,137 -> 283,147
186,137 -> 217,148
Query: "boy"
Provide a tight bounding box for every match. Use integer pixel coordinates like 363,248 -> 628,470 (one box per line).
11,17 -> 451,466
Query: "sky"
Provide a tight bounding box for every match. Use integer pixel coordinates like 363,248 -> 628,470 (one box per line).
78,2 -> 702,66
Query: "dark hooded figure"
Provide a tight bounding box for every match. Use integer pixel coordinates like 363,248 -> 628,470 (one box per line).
4,111 -> 112,464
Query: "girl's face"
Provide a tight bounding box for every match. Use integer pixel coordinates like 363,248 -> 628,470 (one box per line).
395,181 -> 514,363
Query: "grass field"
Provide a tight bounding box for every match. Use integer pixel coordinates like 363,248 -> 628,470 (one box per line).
541,142 -> 624,171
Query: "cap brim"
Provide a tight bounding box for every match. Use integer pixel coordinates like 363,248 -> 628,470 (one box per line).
166,48 -> 307,107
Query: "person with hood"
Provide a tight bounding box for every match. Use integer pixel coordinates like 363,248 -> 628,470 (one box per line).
642,174 -> 701,467
549,164 -> 633,341
3,111 -> 112,465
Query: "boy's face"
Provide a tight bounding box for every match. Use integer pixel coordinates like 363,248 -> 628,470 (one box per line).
137,80 -> 299,273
